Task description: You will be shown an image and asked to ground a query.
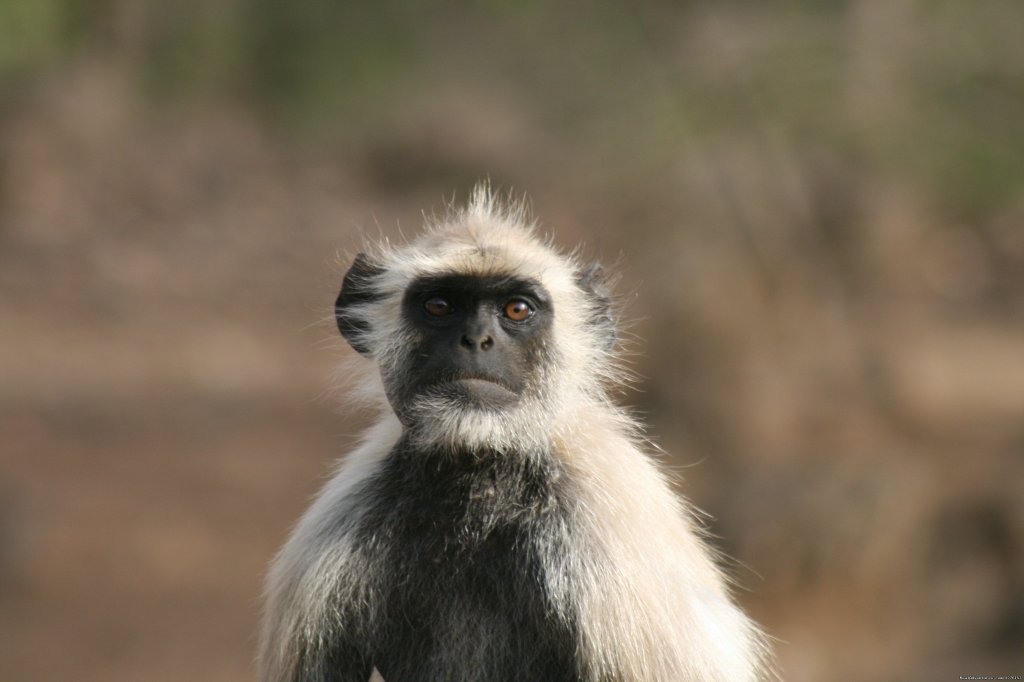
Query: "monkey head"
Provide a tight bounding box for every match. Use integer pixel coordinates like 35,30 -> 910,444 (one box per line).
333,189 -> 616,452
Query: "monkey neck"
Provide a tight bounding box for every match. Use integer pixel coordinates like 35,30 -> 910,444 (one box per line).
369,433 -> 567,538
397,413 -> 557,458
393,429 -> 551,465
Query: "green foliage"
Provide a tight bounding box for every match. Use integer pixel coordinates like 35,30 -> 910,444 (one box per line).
899,2 -> 1024,220
0,0 -> 64,79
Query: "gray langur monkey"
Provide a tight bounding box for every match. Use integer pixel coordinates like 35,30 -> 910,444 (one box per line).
258,186 -> 773,682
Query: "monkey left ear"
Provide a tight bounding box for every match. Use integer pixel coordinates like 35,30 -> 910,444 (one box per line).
336,252 -> 385,355
576,262 -> 617,351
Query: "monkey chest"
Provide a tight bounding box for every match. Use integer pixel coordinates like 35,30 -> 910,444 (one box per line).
357,452 -> 582,681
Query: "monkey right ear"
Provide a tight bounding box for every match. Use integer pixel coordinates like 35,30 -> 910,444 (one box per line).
576,262 -> 618,351
336,252 -> 385,355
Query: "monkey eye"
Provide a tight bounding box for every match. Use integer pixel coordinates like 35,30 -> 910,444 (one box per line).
503,298 -> 534,321
424,297 -> 453,316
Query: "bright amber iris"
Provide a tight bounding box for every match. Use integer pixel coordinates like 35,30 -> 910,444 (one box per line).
424,297 -> 452,316
504,299 -> 533,321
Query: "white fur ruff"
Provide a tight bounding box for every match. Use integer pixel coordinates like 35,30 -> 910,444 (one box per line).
259,185 -> 773,682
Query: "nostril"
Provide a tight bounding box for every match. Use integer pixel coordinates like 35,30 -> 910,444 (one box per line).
461,335 -> 494,351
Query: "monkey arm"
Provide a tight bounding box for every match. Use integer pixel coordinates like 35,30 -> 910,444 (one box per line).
259,532 -> 379,682
260,588 -> 376,682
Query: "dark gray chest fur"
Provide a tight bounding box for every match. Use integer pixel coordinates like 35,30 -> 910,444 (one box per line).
351,439 -> 585,682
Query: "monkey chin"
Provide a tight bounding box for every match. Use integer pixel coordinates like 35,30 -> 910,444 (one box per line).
400,385 -> 552,454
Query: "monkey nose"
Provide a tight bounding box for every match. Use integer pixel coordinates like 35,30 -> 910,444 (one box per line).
460,333 -> 495,351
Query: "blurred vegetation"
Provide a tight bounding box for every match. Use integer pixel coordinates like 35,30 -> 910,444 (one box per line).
3,0 -> 1023,222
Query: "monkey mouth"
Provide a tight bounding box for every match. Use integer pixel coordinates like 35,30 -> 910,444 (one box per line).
430,376 -> 520,409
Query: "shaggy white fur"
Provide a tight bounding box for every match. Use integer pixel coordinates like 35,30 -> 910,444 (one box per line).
258,185 -> 773,682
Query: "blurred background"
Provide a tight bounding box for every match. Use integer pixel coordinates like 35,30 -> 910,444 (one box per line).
1,1 -> 1023,680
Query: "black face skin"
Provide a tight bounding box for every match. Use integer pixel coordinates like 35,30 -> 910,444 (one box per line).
386,273 -> 554,422
336,253 -> 616,426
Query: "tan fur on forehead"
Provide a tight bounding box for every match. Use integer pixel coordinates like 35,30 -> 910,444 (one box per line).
369,186 -> 578,293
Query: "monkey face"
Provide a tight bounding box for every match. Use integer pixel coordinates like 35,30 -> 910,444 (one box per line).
333,208 -> 617,450
385,273 -> 554,424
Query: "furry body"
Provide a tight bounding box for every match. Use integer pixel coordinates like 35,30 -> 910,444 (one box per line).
259,188 -> 770,681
